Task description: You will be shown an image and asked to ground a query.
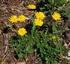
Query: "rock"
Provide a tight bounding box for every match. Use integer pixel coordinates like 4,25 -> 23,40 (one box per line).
68,50 -> 70,56
16,62 -> 26,64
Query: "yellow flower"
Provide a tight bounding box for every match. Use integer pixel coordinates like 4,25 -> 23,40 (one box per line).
27,4 -> 36,9
18,15 -> 27,22
34,19 -> 43,26
52,12 -> 61,21
9,15 -> 18,23
35,12 -> 46,20
18,28 -> 27,36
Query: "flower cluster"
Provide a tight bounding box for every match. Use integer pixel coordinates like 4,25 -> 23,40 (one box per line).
9,15 -> 27,36
9,1 -> 67,64
34,12 -> 46,26
8,4 -> 62,36
9,15 -> 27,23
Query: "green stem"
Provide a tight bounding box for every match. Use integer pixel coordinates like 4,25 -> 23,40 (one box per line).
31,22 -> 36,36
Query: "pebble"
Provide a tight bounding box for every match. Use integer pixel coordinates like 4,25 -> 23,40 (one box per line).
68,50 -> 70,56
16,62 -> 26,64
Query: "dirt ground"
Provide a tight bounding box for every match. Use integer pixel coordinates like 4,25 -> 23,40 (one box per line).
0,0 -> 70,64
0,0 -> 40,64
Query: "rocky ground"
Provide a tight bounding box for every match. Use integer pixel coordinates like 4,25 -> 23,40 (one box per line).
0,0 -> 70,64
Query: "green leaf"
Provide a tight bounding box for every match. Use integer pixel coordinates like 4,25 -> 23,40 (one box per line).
48,0 -> 55,5
63,10 -> 70,18
48,0 -> 67,6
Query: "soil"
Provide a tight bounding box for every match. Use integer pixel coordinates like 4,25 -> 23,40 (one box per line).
0,0 -> 70,64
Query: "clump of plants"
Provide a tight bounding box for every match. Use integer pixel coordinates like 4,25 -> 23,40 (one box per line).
8,0 -> 70,64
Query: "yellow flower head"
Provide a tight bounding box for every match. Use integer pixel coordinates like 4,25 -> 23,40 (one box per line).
18,28 -> 27,36
27,4 -> 36,9
18,15 -> 27,22
34,19 -> 43,26
9,15 -> 18,23
35,12 -> 46,20
52,12 -> 61,21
